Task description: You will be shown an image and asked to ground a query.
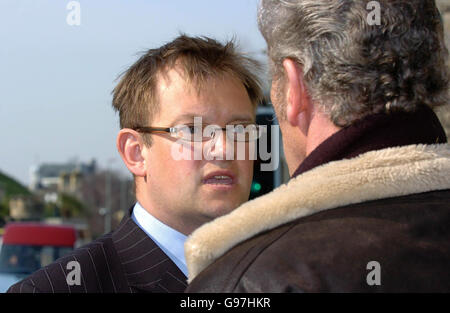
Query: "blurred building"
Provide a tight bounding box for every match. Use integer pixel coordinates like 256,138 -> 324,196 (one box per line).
29,159 -> 97,195
27,159 -> 135,238
9,195 -> 43,220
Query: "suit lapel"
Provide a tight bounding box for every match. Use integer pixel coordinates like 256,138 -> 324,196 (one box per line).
112,206 -> 188,292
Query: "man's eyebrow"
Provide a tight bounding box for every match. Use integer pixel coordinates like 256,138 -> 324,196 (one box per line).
227,115 -> 255,123
169,113 -> 198,125
170,113 -> 255,125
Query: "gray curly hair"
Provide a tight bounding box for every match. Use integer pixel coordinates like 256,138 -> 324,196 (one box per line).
258,0 -> 449,126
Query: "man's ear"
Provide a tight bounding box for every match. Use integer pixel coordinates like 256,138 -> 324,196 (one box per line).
116,129 -> 147,177
282,59 -> 311,127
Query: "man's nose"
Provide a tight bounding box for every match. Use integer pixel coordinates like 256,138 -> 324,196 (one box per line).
207,129 -> 233,160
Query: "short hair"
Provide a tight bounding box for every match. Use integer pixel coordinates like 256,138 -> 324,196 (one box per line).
112,35 -> 264,144
258,0 -> 449,126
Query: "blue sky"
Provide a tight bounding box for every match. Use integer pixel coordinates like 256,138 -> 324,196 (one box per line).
0,0 -> 268,185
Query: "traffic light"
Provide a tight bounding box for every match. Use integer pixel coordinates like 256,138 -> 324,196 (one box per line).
249,107 -> 282,200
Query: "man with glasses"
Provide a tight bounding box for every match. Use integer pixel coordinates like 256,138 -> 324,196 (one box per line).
8,35 -> 263,293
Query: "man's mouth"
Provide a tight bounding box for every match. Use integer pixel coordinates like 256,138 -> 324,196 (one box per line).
202,171 -> 235,186
203,175 -> 234,185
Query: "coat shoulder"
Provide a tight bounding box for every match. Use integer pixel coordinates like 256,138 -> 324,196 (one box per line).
187,190 -> 450,292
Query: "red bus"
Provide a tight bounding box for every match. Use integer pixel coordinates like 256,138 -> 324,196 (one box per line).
0,222 -> 76,288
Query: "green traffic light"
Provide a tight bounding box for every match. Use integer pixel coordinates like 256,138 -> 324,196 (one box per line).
251,182 -> 262,192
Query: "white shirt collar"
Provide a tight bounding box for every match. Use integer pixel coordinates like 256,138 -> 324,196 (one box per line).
131,202 -> 188,277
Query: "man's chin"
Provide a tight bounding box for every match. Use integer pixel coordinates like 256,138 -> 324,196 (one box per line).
201,201 -> 243,219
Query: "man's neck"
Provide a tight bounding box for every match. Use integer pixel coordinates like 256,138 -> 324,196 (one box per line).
305,112 -> 341,157
135,189 -> 203,235
292,104 -> 447,178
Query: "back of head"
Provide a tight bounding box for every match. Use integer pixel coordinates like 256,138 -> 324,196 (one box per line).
258,0 -> 449,126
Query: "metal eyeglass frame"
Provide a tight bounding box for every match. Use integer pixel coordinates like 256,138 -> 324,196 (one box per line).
132,124 -> 262,142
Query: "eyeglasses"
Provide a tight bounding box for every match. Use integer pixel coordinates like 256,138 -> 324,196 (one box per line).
132,124 -> 262,142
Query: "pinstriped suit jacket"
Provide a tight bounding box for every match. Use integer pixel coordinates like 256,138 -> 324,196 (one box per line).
6,206 -> 188,293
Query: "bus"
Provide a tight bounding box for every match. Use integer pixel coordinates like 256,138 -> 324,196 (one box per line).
0,222 -> 76,292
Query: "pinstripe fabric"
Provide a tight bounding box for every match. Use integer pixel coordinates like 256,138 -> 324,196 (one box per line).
7,206 -> 188,293
112,209 -> 188,293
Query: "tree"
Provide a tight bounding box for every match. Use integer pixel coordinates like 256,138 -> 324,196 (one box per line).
0,171 -> 32,220
58,193 -> 87,219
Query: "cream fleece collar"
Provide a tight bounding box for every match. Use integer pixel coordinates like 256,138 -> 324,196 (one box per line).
185,144 -> 450,282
